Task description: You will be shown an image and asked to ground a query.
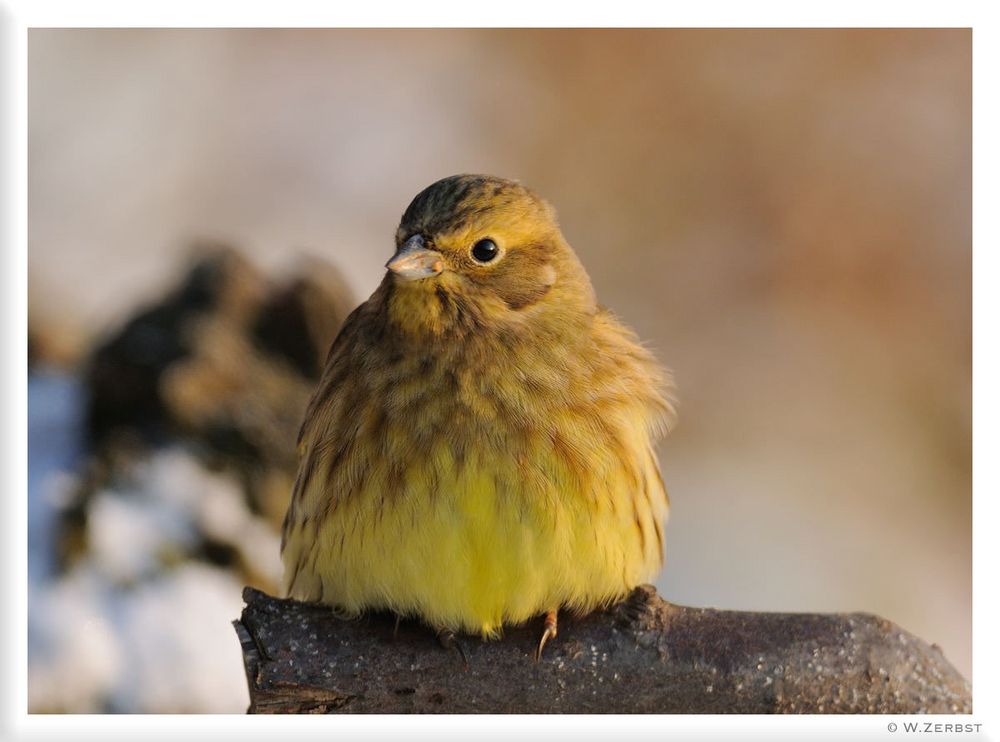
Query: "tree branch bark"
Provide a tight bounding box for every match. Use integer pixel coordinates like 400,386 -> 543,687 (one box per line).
234,586 -> 970,714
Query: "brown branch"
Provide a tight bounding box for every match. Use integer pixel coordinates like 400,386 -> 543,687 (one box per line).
234,585 -> 970,714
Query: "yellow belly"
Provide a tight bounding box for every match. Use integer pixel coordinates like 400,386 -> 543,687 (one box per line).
283,425 -> 667,637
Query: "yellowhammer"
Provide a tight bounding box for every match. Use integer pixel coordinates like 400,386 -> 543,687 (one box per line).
281,174 -> 675,658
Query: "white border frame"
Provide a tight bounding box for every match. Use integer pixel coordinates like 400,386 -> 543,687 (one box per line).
4,2 -> 994,741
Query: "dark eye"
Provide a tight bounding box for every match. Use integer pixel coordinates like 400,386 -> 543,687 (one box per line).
471,238 -> 499,263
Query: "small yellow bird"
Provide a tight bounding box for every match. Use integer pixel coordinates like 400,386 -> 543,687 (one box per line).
281,175 -> 675,658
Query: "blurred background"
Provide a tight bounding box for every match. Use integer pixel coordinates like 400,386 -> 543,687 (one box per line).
27,29 -> 971,712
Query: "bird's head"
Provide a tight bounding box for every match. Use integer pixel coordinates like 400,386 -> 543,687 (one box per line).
383,175 -> 596,336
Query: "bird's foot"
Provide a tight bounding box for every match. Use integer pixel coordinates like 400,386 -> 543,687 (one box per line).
535,609 -> 559,661
437,628 -> 468,668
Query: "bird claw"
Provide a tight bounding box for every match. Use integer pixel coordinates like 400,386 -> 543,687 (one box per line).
535,609 -> 559,661
437,628 -> 468,669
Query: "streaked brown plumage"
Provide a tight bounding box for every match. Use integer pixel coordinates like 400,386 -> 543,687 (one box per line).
281,174 -> 675,652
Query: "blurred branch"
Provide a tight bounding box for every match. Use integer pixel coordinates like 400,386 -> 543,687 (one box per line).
234,586 -> 970,714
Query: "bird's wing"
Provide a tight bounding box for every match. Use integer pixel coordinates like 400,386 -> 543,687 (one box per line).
280,301 -> 370,596
642,442 -> 670,566
294,300 -> 367,450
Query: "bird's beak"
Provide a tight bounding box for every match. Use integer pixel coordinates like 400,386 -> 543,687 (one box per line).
386,235 -> 444,281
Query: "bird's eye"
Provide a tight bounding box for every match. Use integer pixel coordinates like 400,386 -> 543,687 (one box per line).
471,238 -> 499,263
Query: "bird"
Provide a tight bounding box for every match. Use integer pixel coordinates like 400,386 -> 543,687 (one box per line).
280,174 -> 675,660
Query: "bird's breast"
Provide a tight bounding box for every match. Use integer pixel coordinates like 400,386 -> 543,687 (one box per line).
282,316 -> 670,633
